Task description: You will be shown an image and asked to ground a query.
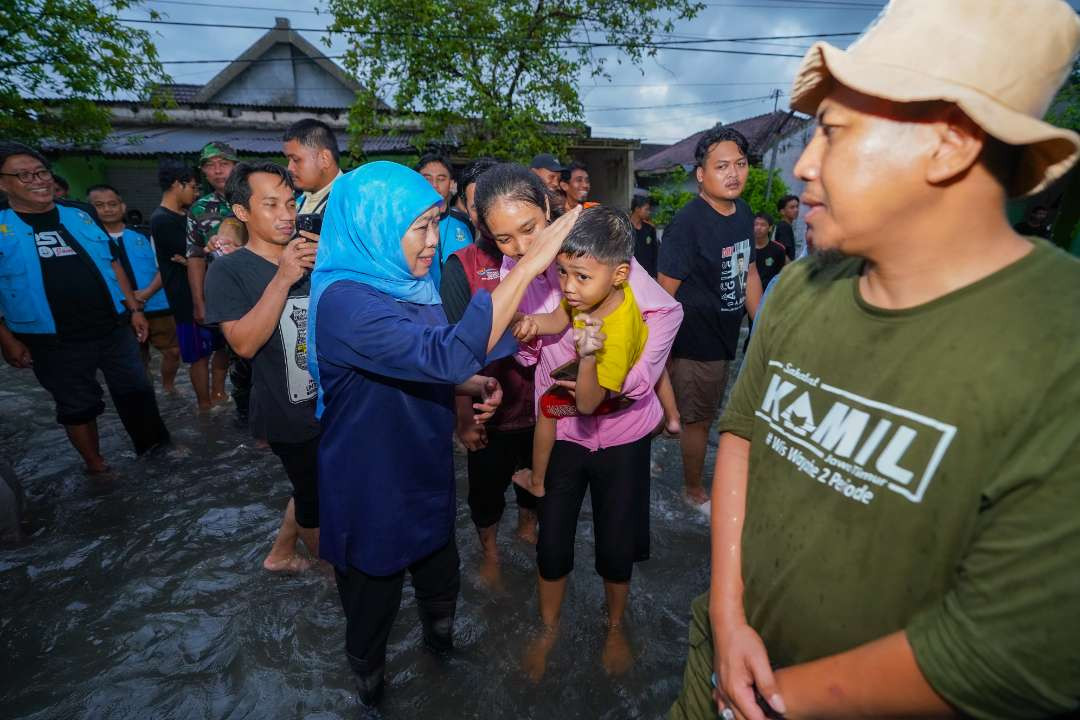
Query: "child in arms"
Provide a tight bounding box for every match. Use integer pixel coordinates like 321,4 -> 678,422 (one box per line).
511,206 -> 679,497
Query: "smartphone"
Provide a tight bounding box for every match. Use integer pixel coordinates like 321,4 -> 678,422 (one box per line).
296,213 -> 323,235
550,359 -> 579,382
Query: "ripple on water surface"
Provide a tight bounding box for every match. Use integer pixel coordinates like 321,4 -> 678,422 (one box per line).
0,354 -> 731,719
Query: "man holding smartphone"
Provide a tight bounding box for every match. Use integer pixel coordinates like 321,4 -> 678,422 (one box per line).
283,119 -> 343,244
204,162 -> 320,572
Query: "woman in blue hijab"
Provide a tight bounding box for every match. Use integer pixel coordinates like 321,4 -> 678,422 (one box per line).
309,161 -> 579,706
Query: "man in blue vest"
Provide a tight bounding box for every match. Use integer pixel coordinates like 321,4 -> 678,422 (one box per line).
0,142 -> 169,473
88,184 -> 181,392
415,152 -> 472,289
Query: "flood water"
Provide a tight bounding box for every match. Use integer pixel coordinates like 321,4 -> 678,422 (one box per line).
0,344 -> 735,719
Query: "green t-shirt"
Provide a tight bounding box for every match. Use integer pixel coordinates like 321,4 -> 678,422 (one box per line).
719,239 -> 1080,719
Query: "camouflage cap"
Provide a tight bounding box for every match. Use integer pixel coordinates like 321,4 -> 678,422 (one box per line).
198,141 -> 239,165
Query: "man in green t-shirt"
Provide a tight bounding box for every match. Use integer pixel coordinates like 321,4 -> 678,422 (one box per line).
669,1 -> 1080,719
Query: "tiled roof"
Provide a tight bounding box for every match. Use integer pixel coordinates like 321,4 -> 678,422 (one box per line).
153,84 -> 204,104
636,111 -> 810,174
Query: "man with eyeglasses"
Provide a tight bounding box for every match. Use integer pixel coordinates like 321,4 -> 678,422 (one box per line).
0,142 -> 170,473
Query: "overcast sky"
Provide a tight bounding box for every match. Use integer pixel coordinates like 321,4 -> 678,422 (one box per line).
130,0 -> 1080,146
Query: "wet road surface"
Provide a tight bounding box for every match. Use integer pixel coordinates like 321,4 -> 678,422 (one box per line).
0,349 -> 732,720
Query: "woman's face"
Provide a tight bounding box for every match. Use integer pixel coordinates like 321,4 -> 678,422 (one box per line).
484,199 -> 548,260
402,205 -> 440,277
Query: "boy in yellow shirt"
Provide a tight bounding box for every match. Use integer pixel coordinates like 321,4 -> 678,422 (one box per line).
512,205 -> 678,496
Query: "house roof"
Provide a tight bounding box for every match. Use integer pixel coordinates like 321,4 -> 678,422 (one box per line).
635,110 -> 810,175
43,126 -> 420,157
151,18 -> 387,111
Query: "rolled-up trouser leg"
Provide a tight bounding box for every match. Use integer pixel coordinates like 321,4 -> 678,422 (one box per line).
411,539 -> 461,653
668,592 -> 718,720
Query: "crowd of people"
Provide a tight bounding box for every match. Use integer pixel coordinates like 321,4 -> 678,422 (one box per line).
1,0 -> 1079,716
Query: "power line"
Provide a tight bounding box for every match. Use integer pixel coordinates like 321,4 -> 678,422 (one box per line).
584,93 -> 775,112
121,16 -> 857,49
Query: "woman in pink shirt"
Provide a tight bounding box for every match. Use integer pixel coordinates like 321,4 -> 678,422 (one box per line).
473,164 -> 683,679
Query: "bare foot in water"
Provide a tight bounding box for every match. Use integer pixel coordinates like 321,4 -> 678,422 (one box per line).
523,625 -> 558,683
602,625 -> 633,676
515,508 -> 538,545
512,469 -> 545,498
84,456 -> 110,475
263,553 -> 311,573
477,552 -> 504,592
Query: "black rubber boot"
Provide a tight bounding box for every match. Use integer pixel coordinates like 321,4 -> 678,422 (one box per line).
418,599 -> 456,654
346,652 -> 385,707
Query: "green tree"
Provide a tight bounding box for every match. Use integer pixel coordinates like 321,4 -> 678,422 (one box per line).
326,0 -> 702,161
1046,58 -> 1080,252
0,0 -> 168,147
742,166 -> 789,218
647,167 -> 695,227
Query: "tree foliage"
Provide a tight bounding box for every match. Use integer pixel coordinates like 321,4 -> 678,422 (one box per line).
647,165 -> 789,227
648,167 -> 695,227
326,0 -> 702,161
743,166 -> 790,218
0,0 -> 168,147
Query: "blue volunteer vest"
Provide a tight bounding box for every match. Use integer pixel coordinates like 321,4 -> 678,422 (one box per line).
117,227 -> 169,313
0,205 -> 126,335
429,212 -> 473,289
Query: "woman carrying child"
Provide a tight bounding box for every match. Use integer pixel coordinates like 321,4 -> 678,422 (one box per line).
473,164 -> 683,679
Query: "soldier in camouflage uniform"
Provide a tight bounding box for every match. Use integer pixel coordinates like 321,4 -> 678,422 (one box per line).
184,142 -> 252,422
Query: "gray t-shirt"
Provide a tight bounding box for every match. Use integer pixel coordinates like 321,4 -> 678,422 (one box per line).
204,248 -> 319,443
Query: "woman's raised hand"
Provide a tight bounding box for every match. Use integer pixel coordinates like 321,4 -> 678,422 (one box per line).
519,204 -> 583,277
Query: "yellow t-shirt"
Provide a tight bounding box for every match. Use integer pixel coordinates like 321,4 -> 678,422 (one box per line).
563,284 -> 649,393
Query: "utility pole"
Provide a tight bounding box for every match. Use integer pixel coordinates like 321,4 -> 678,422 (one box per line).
764,88 -> 782,206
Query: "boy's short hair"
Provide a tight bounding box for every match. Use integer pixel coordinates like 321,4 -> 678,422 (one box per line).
695,127 -> 749,167
283,118 -> 341,163
776,194 -> 799,212
0,141 -> 48,170
755,211 -> 774,225
225,161 -> 295,210
560,161 -> 588,183
415,152 -> 453,176
630,194 -> 652,212
86,183 -> 121,198
157,158 -> 196,191
560,205 -> 634,266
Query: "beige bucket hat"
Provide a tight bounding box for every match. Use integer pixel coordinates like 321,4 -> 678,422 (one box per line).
790,0 -> 1080,197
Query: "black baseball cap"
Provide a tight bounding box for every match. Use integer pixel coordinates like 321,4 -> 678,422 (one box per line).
530,153 -> 564,172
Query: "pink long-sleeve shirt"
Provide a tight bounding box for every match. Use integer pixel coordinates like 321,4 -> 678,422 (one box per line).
502,257 -> 683,451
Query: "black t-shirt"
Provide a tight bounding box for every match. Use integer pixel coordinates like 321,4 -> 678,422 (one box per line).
150,206 -> 195,323
203,247 -> 319,443
633,222 -> 659,278
774,220 -> 797,260
657,196 -> 755,361
754,239 -> 787,292
16,208 -> 118,340
439,254 -> 472,323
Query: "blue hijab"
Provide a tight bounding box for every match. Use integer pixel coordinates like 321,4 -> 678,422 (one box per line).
308,161 -> 443,407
